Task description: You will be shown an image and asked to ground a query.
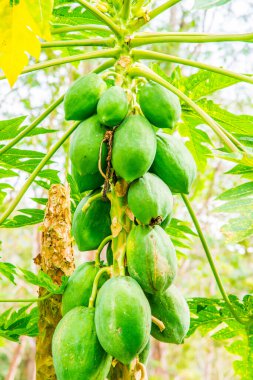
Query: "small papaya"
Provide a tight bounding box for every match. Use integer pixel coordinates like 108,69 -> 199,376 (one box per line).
70,115 -> 107,177
127,172 -> 173,225
160,212 -> 173,229
126,225 -> 177,294
112,115 -> 157,182
62,262 -> 109,316
64,73 -> 106,120
139,339 -> 151,365
151,132 -> 197,194
95,276 -> 151,364
52,307 -> 112,380
148,285 -> 190,344
72,193 -> 111,251
97,86 -> 128,127
71,165 -> 104,193
139,81 -> 181,129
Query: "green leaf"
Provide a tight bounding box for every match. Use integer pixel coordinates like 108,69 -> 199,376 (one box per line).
220,215 -> 253,243
1,209 -> 45,228
20,269 -> 68,294
217,182 -> 253,201
0,116 -> 27,141
52,3 -> 103,27
194,0 -> 232,9
0,261 -> 17,284
214,198 -> 253,214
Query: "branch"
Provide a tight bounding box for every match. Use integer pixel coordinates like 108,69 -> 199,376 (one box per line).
0,48 -> 121,81
128,64 -> 241,153
132,49 -> 253,85
51,24 -> 111,35
0,293 -> 53,303
181,194 -> 247,325
41,38 -> 115,48
0,122 -> 80,226
76,0 -> 121,37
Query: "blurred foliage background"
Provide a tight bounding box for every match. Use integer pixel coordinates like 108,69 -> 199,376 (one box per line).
0,0 -> 253,379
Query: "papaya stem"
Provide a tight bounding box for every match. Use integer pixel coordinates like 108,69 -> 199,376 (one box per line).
51,25 -> 111,35
41,38 -> 115,48
82,192 -> 103,213
0,292 -> 53,303
95,235 -> 113,266
131,49 -> 253,86
0,122 -> 80,226
89,267 -> 112,308
181,194 -> 247,325
151,315 -> 165,332
128,64 -> 240,153
98,140 -> 107,179
122,0 -> 131,22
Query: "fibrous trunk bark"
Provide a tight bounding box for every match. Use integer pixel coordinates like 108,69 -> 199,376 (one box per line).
35,184 -> 75,380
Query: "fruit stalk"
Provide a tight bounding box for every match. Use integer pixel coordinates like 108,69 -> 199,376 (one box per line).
89,267 -> 112,307
95,235 -> 113,266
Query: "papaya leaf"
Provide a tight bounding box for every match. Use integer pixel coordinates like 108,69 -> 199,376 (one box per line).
226,164 -> 253,180
25,0 -> 53,41
52,3 -> 103,27
166,218 -> 196,253
220,214 -> 253,243
0,261 -> 17,284
67,173 -> 82,213
216,182 -> 253,201
1,209 -> 45,228
0,183 -> 13,205
19,269 -> 68,295
194,0 -> 232,10
0,305 -> 38,342
0,116 -> 27,140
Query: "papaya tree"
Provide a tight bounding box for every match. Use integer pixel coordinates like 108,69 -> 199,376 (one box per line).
0,0 -> 253,379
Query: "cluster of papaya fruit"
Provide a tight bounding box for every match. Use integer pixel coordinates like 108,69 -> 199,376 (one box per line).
52,72 -> 197,379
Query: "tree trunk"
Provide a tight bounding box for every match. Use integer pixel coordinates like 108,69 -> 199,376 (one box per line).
35,184 -> 75,380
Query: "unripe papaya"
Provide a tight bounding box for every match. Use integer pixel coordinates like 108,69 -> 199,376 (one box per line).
72,193 -> 111,251
52,307 -> 112,380
139,339 -> 151,365
97,86 -> 128,127
139,81 -> 181,129
148,285 -> 190,344
112,115 -> 157,182
151,132 -> 197,194
95,276 -> 151,364
64,73 -> 106,120
127,173 -> 173,225
62,262 -> 109,316
71,165 -> 104,193
70,115 -> 107,177
127,225 -> 177,294
161,212 -> 173,229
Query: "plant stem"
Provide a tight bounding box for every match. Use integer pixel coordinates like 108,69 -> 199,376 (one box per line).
0,49 -> 121,81
149,0 -> 182,21
181,194 -> 247,325
122,0 -> 131,22
131,32 -> 253,46
41,38 -> 115,48
132,49 -> 253,85
82,192 -> 103,213
95,235 -> 113,266
152,316 -> 165,332
0,122 -> 80,226
76,0 -> 122,38
51,25 -> 111,35
89,267 -> 111,308
0,292 -> 52,303
128,64 -> 239,152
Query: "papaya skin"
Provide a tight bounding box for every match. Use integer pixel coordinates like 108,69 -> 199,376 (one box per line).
127,172 -> 173,225
95,276 -> 151,365
52,307 -> 112,380
112,115 -> 157,182
71,164 -> 104,193
151,132 -> 197,194
70,115 -> 107,177
147,285 -> 190,344
64,73 -> 106,120
127,225 -> 177,294
97,86 -> 129,127
139,81 -> 181,129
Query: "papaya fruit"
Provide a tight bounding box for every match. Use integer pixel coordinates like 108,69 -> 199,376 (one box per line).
52,306 -> 112,380
64,73 -> 106,120
139,81 -> 181,129
62,262 -> 109,316
71,165 -> 104,193
72,193 -> 111,251
70,115 -> 107,177
95,276 -> 151,364
161,212 -> 172,229
97,86 -> 128,127
148,285 -> 190,344
139,339 -> 150,365
151,132 -> 197,194
126,225 -> 177,294
112,115 -> 157,182
127,172 -> 173,225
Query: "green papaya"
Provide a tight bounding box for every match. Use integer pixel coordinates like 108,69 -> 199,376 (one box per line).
106,242 -> 113,266
97,86 -> 128,127
139,81 -> 181,129
62,262 -> 109,316
139,339 -> 151,365
126,225 -> 177,294
148,285 -> 190,344
52,307 -> 112,380
151,132 -> 197,194
95,276 -> 151,364
127,172 -> 173,225
70,115 -> 107,177
112,115 -> 157,182
64,73 -> 106,120
71,165 -> 104,193
160,212 -> 173,229
72,193 -> 111,251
